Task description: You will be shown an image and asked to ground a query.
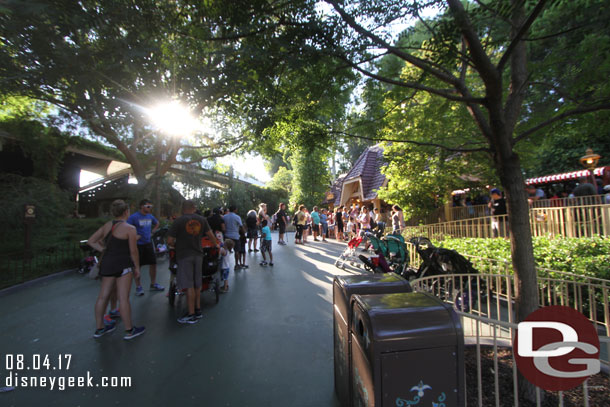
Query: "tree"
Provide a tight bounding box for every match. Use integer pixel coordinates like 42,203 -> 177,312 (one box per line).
0,0 -> 254,195
266,166 -> 293,196
308,1 -> 610,398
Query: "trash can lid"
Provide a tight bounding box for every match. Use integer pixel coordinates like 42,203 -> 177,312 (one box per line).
351,292 -> 462,354
334,273 -> 406,287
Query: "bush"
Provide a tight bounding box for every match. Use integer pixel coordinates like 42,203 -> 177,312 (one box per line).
435,236 -> 610,280
0,174 -> 109,255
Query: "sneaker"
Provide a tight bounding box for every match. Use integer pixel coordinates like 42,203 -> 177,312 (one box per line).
177,315 -> 198,324
103,314 -> 113,325
269,262 -> 274,266
242,265 -> 249,269
194,309 -> 203,319
93,322 -> 116,338
123,326 -> 146,340
108,309 -> 121,318
150,283 -> 165,291
260,261 -> 267,266
254,249 -> 259,252
248,249 -> 253,253
135,286 -> 144,296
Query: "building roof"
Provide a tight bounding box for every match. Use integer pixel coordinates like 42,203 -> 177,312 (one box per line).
333,144 -> 386,205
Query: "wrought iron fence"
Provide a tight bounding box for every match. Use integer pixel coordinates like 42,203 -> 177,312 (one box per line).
410,271 -> 610,406
0,242 -> 81,289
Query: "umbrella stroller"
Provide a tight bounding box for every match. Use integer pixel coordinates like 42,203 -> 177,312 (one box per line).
404,237 -> 483,312
335,233 -> 365,270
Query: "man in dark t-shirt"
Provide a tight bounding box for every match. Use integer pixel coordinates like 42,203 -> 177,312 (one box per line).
489,188 -> 507,237
275,202 -> 289,245
168,200 -> 217,324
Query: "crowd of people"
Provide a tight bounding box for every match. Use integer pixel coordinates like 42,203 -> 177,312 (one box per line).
86,197 -> 407,338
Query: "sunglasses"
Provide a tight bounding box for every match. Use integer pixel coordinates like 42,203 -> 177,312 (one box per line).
144,205 -> 153,208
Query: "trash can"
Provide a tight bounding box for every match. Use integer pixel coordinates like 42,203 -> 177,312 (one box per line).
333,274 -> 412,407
350,292 -> 465,407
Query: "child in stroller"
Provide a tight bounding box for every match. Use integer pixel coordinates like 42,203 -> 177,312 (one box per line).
168,235 -> 221,306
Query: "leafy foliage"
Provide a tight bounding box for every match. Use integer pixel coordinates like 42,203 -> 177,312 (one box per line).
436,236 -> 610,280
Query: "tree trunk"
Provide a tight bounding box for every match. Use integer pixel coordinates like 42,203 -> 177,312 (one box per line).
496,147 -> 540,402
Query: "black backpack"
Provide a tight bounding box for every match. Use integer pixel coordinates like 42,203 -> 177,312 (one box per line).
292,213 -> 298,226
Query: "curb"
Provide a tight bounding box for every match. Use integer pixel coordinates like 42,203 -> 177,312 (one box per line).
0,268 -> 78,297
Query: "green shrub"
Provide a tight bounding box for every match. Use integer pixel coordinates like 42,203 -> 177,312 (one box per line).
435,236 -> 610,280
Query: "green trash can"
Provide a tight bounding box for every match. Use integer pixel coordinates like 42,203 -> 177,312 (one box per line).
350,292 -> 465,407
333,274 -> 412,407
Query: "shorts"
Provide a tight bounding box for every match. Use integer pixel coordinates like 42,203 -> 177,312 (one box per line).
312,224 -> 319,234
278,223 -> 286,234
176,255 -> 203,289
101,267 -> 133,278
237,240 -> 246,254
138,243 -> 157,266
247,228 -> 258,238
221,268 -> 230,281
261,239 -> 272,253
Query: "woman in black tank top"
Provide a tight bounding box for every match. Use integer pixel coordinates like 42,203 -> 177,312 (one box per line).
87,200 -> 145,340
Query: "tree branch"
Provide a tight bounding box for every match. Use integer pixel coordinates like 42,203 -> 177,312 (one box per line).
337,54 -> 485,104
329,130 -> 491,153
497,0 -> 548,72
325,0 -> 463,88
514,102 -> 610,144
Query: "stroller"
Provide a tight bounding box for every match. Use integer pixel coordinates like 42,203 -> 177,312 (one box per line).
404,237 -> 483,312
335,233 -> 365,270
358,232 -> 409,275
152,225 -> 169,258
168,236 -> 221,306
77,240 -> 98,274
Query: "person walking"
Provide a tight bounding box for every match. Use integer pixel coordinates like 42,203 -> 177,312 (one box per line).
259,219 -> 274,266
245,209 -> 259,252
310,206 -> 321,241
88,200 -> 145,340
391,205 -> 405,233
489,188 -> 507,238
294,205 -> 306,244
320,209 -> 328,242
224,205 -> 244,266
127,199 -> 164,296
274,203 -> 289,245
219,239 -> 235,292
167,200 -> 218,324
334,206 -> 344,241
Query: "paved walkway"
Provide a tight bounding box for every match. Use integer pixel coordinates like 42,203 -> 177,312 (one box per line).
0,233 -> 359,407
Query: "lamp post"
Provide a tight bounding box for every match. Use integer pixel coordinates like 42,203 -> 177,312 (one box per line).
579,148 -> 601,190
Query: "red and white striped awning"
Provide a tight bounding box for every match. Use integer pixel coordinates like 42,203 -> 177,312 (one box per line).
525,166 -> 606,185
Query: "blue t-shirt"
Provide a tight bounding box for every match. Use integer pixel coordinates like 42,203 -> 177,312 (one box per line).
127,211 -> 158,245
224,212 -> 243,240
311,211 -> 320,225
320,213 -> 327,224
262,226 -> 272,241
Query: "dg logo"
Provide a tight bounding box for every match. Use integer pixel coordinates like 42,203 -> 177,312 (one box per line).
513,305 -> 600,391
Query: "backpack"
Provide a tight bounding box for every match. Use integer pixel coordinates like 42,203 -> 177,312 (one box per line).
292,213 -> 298,226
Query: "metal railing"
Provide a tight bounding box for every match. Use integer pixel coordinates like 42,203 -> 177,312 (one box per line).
402,204 -> 610,239
0,242 -> 81,289
405,195 -> 607,226
410,271 -> 610,406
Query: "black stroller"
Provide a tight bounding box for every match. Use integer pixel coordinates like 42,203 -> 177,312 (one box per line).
168,236 -> 220,306
404,237 -> 483,312
152,225 -> 169,258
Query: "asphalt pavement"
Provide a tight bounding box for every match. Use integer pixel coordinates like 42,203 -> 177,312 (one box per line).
0,232 -> 360,407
